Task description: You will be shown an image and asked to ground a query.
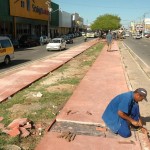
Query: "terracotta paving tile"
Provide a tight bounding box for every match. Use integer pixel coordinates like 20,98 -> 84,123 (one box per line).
3,127 -> 20,137
8,118 -> 28,129
20,127 -> 30,137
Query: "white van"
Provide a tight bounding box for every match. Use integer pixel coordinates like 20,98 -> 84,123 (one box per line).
0,36 -> 14,65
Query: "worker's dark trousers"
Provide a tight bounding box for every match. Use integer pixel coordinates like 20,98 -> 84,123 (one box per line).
117,103 -> 140,138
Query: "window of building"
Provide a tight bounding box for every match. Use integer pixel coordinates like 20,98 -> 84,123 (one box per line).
21,0 -> 25,8
27,0 -> 30,11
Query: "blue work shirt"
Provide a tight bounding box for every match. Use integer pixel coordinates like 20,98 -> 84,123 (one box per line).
102,91 -> 135,133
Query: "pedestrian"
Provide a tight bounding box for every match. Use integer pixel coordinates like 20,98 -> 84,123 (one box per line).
106,30 -> 113,51
102,88 -> 148,138
84,34 -> 87,42
40,36 -> 44,46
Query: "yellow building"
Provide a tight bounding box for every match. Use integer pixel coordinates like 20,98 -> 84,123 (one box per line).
0,0 -> 50,39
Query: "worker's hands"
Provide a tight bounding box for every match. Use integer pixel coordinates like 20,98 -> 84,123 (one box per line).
131,119 -> 142,127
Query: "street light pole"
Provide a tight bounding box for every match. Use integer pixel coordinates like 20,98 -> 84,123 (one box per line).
45,1 -> 52,38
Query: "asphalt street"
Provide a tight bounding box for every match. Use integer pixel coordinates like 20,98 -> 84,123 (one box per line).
123,37 -> 150,67
0,36 -> 87,74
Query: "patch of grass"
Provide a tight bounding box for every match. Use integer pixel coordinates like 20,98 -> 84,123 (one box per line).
81,60 -> 93,67
24,107 -> 55,122
57,63 -> 70,72
39,91 -> 72,105
57,77 -> 80,85
85,43 -> 103,56
0,135 -> 20,148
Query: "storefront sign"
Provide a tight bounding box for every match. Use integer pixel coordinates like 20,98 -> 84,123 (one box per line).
32,4 -> 48,15
10,0 -> 49,21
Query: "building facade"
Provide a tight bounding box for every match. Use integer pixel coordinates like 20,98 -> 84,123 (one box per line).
72,13 -> 84,32
50,2 -> 59,38
0,0 -> 84,40
59,11 -> 72,35
144,18 -> 150,33
0,0 -> 50,39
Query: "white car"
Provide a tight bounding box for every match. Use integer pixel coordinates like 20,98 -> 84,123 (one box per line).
125,32 -> 130,37
135,34 -> 142,39
46,38 -> 66,51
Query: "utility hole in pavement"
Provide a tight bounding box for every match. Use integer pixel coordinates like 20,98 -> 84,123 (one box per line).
49,121 -> 127,139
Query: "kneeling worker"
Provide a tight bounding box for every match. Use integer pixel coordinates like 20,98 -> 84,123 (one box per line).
102,88 -> 148,138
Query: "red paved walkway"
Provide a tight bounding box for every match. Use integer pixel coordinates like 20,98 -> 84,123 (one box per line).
36,41 -> 150,150
0,39 -> 99,102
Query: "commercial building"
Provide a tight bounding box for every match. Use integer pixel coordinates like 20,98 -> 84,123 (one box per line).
72,13 -> 84,32
0,0 -> 84,40
50,2 -> 59,38
0,0 -> 50,39
59,11 -> 72,35
144,18 -> 150,33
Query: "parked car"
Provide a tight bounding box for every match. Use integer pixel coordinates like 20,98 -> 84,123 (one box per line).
145,33 -> 150,38
19,34 -> 40,47
81,32 -> 86,36
63,36 -> 73,44
125,32 -> 130,37
0,36 -> 14,65
46,38 -> 66,51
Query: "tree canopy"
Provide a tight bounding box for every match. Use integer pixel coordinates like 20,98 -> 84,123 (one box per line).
91,14 -> 121,31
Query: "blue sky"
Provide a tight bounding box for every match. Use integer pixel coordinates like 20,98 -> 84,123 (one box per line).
52,0 -> 150,28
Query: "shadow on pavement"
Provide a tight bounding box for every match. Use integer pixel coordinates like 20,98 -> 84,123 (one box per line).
0,59 -> 30,69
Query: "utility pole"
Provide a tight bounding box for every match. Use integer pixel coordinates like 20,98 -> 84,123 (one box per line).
45,0 -> 52,38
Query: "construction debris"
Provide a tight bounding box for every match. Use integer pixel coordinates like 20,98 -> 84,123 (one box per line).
66,110 -> 78,115
0,117 -> 44,138
57,131 -> 76,142
33,92 -> 43,98
86,111 -> 92,115
118,140 -> 135,145
66,110 -> 72,115
96,126 -> 107,132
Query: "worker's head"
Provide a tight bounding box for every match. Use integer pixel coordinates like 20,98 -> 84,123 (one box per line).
133,88 -> 147,102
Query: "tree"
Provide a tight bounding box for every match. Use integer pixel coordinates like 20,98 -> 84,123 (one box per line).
91,14 -> 121,31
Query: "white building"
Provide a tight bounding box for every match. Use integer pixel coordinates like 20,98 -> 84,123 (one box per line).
144,18 -> 150,33
58,10 -> 72,35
